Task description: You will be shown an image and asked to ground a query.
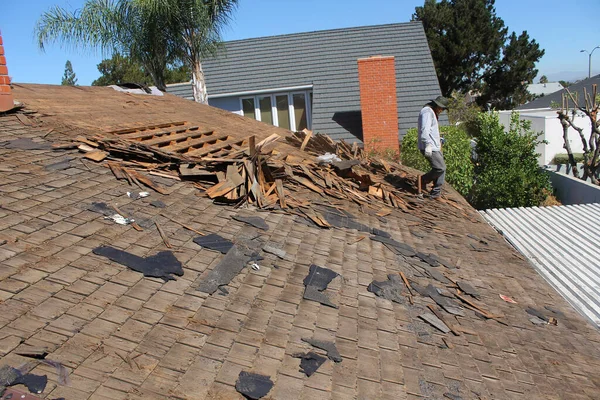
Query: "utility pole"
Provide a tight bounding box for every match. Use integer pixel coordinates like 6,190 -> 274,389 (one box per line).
580,46 -> 600,79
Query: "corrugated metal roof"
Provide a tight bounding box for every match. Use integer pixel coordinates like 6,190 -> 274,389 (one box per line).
166,22 -> 446,142
480,204 -> 600,327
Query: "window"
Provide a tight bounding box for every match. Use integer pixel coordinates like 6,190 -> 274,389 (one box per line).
240,90 -> 312,131
276,95 -> 290,130
259,96 -> 273,125
242,98 -> 256,120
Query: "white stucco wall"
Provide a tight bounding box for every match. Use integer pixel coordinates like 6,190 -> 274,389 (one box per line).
498,109 -> 592,166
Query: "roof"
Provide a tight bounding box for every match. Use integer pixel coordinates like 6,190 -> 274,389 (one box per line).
167,22 -> 445,141
527,82 -> 564,97
480,204 -> 600,328
518,74 -> 600,110
1,83 -> 600,399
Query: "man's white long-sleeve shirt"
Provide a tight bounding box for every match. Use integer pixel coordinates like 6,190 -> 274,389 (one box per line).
417,106 -> 441,152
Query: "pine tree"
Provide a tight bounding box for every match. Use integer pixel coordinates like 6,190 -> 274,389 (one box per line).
413,0 -> 544,109
61,60 -> 78,86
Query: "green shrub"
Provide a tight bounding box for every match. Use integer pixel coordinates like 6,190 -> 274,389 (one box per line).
469,112 -> 551,209
552,153 -> 584,165
401,125 -> 474,196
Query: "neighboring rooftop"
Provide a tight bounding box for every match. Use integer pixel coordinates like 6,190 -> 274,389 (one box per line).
481,204 -> 600,328
527,82 -> 564,97
0,84 -> 599,399
167,22 -> 445,141
518,74 -> 600,110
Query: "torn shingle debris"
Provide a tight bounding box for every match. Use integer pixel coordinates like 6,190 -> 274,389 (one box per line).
367,274 -> 407,304
235,371 -> 273,399
303,264 -> 339,308
457,281 -> 480,299
0,138 -> 52,150
193,233 -> 234,254
92,246 -> 183,281
301,338 -> 342,362
0,365 -> 47,395
294,352 -> 328,377
197,245 -> 257,294
419,312 -> 451,333
232,215 -> 269,231
369,235 -> 416,257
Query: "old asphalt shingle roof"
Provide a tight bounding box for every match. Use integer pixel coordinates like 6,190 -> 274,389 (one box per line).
167,22 -> 446,142
0,84 -> 599,399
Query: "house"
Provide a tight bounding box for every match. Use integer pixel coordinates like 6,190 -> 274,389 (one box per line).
518,74 -> 600,110
496,74 -> 600,166
167,22 -> 446,146
2,34 -> 600,399
526,82 -> 563,98
497,108 -> 592,166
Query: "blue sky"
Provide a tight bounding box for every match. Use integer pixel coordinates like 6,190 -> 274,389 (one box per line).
1,0 -> 599,86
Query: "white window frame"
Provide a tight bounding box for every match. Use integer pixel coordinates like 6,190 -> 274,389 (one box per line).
239,90 -> 312,131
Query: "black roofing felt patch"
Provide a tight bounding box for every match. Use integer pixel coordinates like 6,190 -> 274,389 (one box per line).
0,365 -> 48,395
367,274 -> 406,304
88,202 -> 114,216
196,245 -> 251,294
92,246 -> 183,281
0,138 -> 52,150
301,338 -> 342,363
235,371 -> 273,399
294,352 -> 327,377
369,235 -> 416,257
232,215 -> 269,231
303,264 -> 339,308
193,233 -> 234,254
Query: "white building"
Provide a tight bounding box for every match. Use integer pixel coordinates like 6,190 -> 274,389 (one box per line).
497,108 -> 592,166
527,82 -> 564,97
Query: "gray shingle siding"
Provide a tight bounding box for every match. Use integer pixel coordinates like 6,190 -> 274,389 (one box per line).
167,21 -> 445,143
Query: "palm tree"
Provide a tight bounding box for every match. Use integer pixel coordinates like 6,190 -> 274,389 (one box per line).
35,0 -> 238,102
137,0 -> 239,103
36,0 -> 174,91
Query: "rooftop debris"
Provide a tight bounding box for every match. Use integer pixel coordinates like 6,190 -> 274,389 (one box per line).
302,264 -> 339,308
92,246 -> 183,281
0,365 -> 47,395
235,371 -> 273,399
193,233 -> 234,254
301,338 -> 343,363
293,352 -> 327,377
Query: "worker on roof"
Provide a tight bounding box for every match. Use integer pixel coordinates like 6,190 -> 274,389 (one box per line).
417,95 -> 449,200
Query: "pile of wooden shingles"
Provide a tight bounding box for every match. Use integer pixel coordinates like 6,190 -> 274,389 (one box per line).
64,122 -> 471,227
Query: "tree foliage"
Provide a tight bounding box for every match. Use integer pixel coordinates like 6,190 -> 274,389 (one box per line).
61,60 -> 78,85
401,126 -> 474,196
35,0 -> 238,98
413,0 -> 544,109
91,54 -> 190,86
469,112 -> 551,209
539,75 -> 548,84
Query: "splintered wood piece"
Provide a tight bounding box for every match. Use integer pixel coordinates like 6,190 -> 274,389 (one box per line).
324,173 -> 333,188
161,214 -> 205,236
300,129 -> 313,151
126,169 -> 168,194
149,171 -> 181,181
256,133 -> 280,152
427,305 -> 460,336
226,164 -> 244,187
265,182 -> 277,197
76,135 -> 99,147
78,144 -> 95,153
275,179 -> 286,208
399,271 -> 414,296
249,135 -> 256,156
376,209 -> 392,217
368,185 -> 383,198
206,180 -> 237,198
108,163 -> 126,180
155,221 -> 172,248
84,150 -> 109,162
291,176 -> 324,194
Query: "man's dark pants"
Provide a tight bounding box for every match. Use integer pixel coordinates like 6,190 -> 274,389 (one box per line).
420,150 -> 446,197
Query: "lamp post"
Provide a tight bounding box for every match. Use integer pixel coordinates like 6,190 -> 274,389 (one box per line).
580,46 -> 600,79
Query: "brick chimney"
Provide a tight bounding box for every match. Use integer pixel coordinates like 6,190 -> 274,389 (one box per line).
0,30 -> 14,112
357,56 -> 399,152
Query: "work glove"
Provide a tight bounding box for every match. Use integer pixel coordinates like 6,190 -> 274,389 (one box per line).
424,144 -> 433,158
